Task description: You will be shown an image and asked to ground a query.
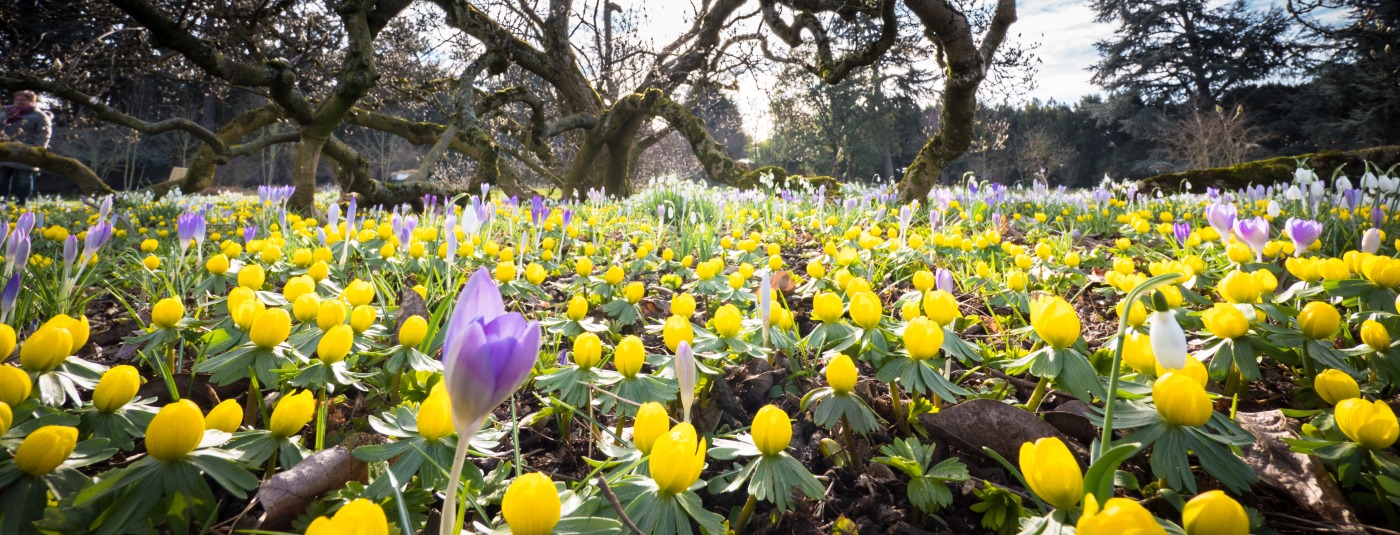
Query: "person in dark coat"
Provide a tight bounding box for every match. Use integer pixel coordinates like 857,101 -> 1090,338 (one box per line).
1,90 -> 53,206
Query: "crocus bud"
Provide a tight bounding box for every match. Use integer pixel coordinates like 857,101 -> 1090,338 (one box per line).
676,341 -> 696,422
1362,228 -> 1381,254
752,405 -> 792,456
146,400 -> 205,461
269,390 -> 315,438
92,365 -> 141,413
15,425 -> 77,476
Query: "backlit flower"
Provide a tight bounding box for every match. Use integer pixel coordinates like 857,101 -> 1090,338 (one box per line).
649,422 -> 707,494
146,400 -> 205,461
1018,437 -> 1082,510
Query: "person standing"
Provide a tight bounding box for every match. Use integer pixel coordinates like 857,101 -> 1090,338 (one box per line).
1,91 -> 52,206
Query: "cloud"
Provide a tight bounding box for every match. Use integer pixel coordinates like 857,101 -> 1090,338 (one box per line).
1017,0 -> 1114,104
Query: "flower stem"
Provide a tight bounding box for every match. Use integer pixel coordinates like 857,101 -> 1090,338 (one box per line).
1099,274 -> 1179,461
441,418 -> 484,535
315,388 -> 327,451
1025,376 -> 1051,413
734,495 -> 758,534
889,381 -> 907,434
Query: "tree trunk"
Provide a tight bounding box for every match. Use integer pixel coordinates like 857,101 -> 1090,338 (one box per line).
900,72 -> 978,202
0,143 -> 115,195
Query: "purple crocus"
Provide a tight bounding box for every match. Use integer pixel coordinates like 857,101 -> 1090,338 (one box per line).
62,235 -> 78,270
440,269 -> 540,535
1373,206 -> 1386,229
82,222 -> 113,260
530,195 -> 547,226
675,340 -> 696,422
936,268 -> 955,292
1284,218 -> 1323,256
243,225 -> 258,243
176,212 -> 203,253
1,272 -> 19,319
5,229 -> 30,272
444,214 -> 459,262
1172,222 -> 1191,247
1204,203 -> 1236,243
1232,217 -> 1270,261
441,268 -> 541,432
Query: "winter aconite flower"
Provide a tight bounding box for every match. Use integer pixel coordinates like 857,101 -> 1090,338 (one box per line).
1202,304 -> 1248,340
151,298 -> 185,329
812,292 -> 844,323
205,399 -> 243,433
501,473 -> 561,535
317,300 -> 348,330
269,390 -> 316,438
663,315 -> 694,352
1216,271 -> 1261,304
305,499 -> 388,535
417,384 -> 455,442
1076,494 -> 1166,535
566,295 -> 588,321
650,422 -> 707,494
238,263 -> 265,289
92,365 -> 141,413
826,354 -> 858,394
342,279 -> 375,307
921,290 -> 960,327
20,322 -> 73,372
1018,437 -> 1082,510
1361,320 -> 1390,351
573,332 -> 602,369
903,316 -> 943,360
398,315 -> 427,347
1313,369 -> 1360,405
15,425 -> 78,476
0,365 -> 32,406
1153,372 -> 1212,427
633,402 -> 669,454
1031,295 -> 1080,349
614,335 -> 645,378
752,405 -> 792,456
713,304 -> 743,338
317,325 -> 354,364
146,400 -> 206,461
848,292 -> 882,329
1183,490 -> 1249,535
1298,301 -> 1340,340
1335,398 -> 1400,450
250,308 -> 292,349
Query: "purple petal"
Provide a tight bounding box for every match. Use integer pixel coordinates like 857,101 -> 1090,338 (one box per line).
450,269 -> 505,328
493,319 -> 540,402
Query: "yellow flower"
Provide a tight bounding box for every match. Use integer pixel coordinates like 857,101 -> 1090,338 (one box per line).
1077,494 -> 1166,535
495,262 -> 517,283
0,365 -> 32,406
305,499 -> 388,535
343,279 -> 375,307
398,316 -> 427,347
350,305 -> 376,333
151,297 -> 185,329
1362,320 -> 1390,351
1365,256 -> 1400,288
525,263 -> 547,285
142,254 -> 161,270
417,384 -> 454,442
0,323 -> 13,358
238,263 -> 266,289
1153,372 -> 1213,427
573,332 -> 602,369
575,257 -> 594,277
19,323 -> 73,372
282,275 -> 316,302
713,304 -> 743,338
318,325 -> 355,364
1298,301 -> 1340,340
922,290 -> 960,327
625,281 -> 645,303
205,399 -> 243,432
633,402 -> 669,454
604,266 -> 625,285
502,473 -> 561,535
293,294 -> 320,323
806,260 -> 826,279
566,295 -> 588,321
269,389 -> 316,438
812,292 -> 845,323
1006,270 -> 1027,291
1314,369 -> 1360,405
250,308 -> 292,349
146,400 -> 205,461
41,314 -> 89,354
1120,332 -> 1156,375
752,404 -> 792,456
15,425 -> 78,476
614,335 -> 645,378
1201,303 -> 1248,340
1116,299 -> 1147,327
903,316 -> 944,360
206,254 -> 230,275
848,292 -> 882,330
1216,270 -> 1261,304
826,354 -> 858,394
1335,398 -> 1400,449
93,365 -> 140,413
1183,490 -> 1249,535
308,260 -> 330,282
1018,437 -> 1082,510
0,403 -> 10,437
649,422 -> 706,494
913,271 -> 935,292
1030,295 -> 1080,349
671,293 -> 696,318
663,315 -> 694,352
140,238 -> 158,252
317,300 -> 348,331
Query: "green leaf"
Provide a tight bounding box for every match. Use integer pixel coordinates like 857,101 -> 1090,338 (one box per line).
1083,442 -> 1141,504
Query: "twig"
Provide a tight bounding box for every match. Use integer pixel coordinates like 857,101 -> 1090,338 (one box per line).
596,476 -> 645,535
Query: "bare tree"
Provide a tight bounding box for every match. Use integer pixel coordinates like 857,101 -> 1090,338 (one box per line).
1157,105 -> 1260,170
